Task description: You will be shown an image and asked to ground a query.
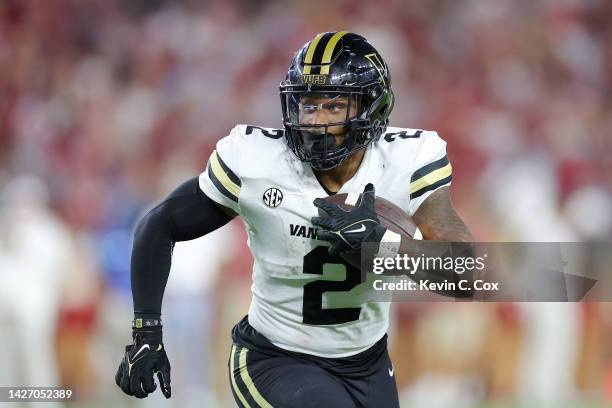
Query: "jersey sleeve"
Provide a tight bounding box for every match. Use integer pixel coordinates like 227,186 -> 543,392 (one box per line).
199,125 -> 244,214
407,131 -> 452,216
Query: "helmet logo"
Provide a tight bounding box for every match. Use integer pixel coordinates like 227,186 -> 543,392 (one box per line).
365,53 -> 387,86
300,74 -> 327,85
263,188 -> 283,208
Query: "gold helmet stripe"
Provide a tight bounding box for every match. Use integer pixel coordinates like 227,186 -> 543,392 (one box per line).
319,31 -> 348,75
303,32 -> 326,74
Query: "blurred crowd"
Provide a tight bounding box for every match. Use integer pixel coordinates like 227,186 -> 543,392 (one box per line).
1,0 -> 611,407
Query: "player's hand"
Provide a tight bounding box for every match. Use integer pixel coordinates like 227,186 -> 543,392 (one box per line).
312,183 -> 387,256
115,325 -> 171,399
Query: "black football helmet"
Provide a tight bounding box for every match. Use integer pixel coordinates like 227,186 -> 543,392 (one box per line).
280,31 -> 394,171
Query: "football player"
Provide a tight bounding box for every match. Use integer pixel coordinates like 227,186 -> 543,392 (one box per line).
115,32 -> 473,407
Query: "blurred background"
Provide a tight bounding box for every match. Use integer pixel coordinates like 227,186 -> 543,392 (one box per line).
1,0 -> 611,407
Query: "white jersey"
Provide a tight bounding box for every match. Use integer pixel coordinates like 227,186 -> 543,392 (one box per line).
199,124 -> 452,357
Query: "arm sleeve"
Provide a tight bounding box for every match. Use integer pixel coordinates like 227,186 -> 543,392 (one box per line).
199,126 -> 243,214
408,131 -> 453,216
131,177 -> 234,316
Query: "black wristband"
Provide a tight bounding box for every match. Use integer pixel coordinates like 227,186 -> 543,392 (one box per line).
132,313 -> 163,344
132,329 -> 163,345
132,317 -> 163,330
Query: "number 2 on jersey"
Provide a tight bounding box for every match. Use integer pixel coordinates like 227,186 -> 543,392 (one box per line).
302,246 -> 362,325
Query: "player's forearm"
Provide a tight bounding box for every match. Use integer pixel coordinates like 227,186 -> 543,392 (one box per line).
392,186 -> 475,296
131,205 -> 175,316
414,215 -> 473,242
131,177 -> 235,316
412,187 -> 473,242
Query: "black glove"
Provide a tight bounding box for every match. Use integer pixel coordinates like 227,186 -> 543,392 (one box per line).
312,183 -> 387,256
115,318 -> 171,399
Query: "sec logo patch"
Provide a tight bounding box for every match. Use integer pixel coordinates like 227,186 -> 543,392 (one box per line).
263,187 -> 283,208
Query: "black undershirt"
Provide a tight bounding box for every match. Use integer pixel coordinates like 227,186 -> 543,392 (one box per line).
131,177 -> 234,318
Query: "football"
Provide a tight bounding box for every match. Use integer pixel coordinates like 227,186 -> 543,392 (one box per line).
317,193 -> 416,268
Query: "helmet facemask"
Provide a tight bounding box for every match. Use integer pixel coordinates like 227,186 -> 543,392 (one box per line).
281,88 -> 375,171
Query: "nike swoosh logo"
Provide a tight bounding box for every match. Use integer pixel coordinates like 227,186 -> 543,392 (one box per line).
127,344 -> 150,376
388,365 -> 394,377
344,224 -> 366,234
133,344 -> 150,359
